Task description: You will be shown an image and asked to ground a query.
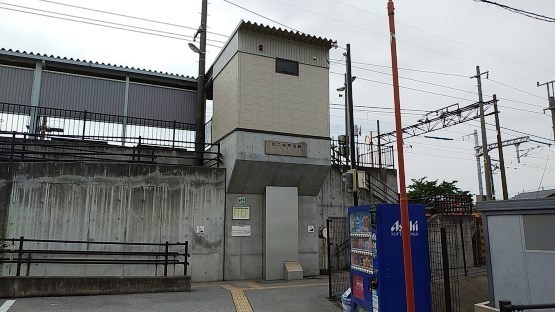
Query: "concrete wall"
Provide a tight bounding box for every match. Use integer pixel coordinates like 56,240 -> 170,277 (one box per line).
0,162 -> 225,282
223,166 -> 352,280
0,137 -> 197,166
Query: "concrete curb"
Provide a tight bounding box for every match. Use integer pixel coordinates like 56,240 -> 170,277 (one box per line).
0,276 -> 191,298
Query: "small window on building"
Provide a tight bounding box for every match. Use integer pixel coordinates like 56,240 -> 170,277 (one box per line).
276,58 -> 299,76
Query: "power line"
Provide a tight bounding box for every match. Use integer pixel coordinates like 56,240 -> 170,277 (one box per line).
329,0 -> 555,76
331,61 -> 474,93
34,0 -> 230,37
332,59 -> 469,78
0,4 -> 224,48
221,0 -> 303,33
476,0 -> 555,23
487,79 -> 546,100
2,2 -> 228,44
333,60 -> 546,109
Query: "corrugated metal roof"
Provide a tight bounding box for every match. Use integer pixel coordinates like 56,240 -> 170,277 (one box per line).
237,21 -> 335,48
511,189 -> 555,200
0,48 -> 197,82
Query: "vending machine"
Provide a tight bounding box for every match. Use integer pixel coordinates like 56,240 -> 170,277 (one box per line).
348,204 -> 431,312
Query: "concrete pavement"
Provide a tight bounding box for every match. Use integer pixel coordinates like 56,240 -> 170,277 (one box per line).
0,276 -> 341,312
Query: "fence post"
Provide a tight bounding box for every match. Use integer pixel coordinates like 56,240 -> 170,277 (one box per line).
81,110 -> 88,140
172,120 -> 176,148
499,300 -> 512,312
459,218 -> 468,276
440,228 -> 453,312
137,136 -> 142,162
16,236 -> 24,277
21,133 -> 26,160
327,218 -> 332,298
184,241 -> 189,276
164,241 -> 169,277
10,131 -> 16,162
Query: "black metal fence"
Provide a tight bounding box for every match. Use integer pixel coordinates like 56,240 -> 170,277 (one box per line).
428,223 -> 461,312
0,102 -> 223,166
0,132 -> 222,167
427,194 -> 473,216
499,300 -> 555,312
0,102 -> 196,147
0,237 -> 190,277
331,140 -> 395,169
327,217 -> 350,300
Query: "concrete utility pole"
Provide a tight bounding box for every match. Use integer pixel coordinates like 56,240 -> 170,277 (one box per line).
472,130 -> 485,197
388,1 -> 416,311
471,66 -> 493,201
346,44 -> 358,206
194,0 -> 208,166
493,95 -> 509,200
537,80 -> 555,143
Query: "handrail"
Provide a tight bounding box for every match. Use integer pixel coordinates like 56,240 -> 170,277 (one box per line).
499,300 -> 555,311
0,237 -> 191,277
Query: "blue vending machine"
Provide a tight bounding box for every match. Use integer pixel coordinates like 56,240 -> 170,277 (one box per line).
348,204 -> 431,312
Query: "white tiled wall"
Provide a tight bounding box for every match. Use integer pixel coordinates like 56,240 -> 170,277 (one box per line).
238,52 -> 329,137
212,54 -> 240,141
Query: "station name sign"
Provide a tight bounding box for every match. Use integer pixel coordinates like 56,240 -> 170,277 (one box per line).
264,140 -> 307,158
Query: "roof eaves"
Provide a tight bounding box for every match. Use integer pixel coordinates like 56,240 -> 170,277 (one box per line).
0,48 -> 197,82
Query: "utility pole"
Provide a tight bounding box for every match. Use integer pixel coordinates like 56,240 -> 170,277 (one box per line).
472,130 -> 485,197
493,95 -> 508,200
346,43 -> 358,206
193,0 -> 208,166
537,80 -> 555,143
471,66 -> 493,201
388,1 -> 415,311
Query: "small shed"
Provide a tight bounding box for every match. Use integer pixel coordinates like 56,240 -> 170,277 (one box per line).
477,198 -> 555,309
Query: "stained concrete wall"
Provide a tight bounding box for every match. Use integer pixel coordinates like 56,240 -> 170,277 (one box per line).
223,166 -> 369,280
0,163 -> 225,282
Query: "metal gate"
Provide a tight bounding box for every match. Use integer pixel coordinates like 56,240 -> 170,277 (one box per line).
326,217 -> 350,299
428,222 -> 461,312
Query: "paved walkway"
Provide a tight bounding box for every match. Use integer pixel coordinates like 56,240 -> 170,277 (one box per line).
0,276 -> 341,312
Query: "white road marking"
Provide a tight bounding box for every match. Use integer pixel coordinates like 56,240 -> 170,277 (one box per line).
0,300 -> 16,312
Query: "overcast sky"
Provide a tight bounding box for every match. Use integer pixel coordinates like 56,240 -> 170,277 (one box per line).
1,0 -> 554,198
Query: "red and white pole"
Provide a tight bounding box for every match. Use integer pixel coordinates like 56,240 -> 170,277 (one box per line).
387,1 -> 416,311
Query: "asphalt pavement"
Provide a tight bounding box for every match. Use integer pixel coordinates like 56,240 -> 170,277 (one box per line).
0,276 -> 341,312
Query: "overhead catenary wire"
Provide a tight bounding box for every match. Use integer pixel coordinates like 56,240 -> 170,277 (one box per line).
0,4 -> 225,48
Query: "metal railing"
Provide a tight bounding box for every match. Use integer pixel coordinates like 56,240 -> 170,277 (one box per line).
331,140 -> 395,169
0,102 -> 195,148
0,131 -> 222,167
0,237 -> 190,277
427,194 -> 473,216
499,300 -> 555,311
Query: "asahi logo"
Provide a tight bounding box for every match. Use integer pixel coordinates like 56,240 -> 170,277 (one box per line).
390,220 -> 419,236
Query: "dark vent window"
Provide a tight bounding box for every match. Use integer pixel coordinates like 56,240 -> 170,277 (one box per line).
276,58 -> 299,76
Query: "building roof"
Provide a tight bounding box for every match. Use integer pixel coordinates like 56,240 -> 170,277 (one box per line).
236,21 -> 336,48
0,48 -> 197,89
511,189 -> 555,200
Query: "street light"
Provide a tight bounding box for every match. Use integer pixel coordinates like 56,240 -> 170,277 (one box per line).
188,43 -> 200,54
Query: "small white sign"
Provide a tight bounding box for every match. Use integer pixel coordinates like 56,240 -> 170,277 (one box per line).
196,225 -> 205,234
231,225 -> 251,237
308,225 -> 315,233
